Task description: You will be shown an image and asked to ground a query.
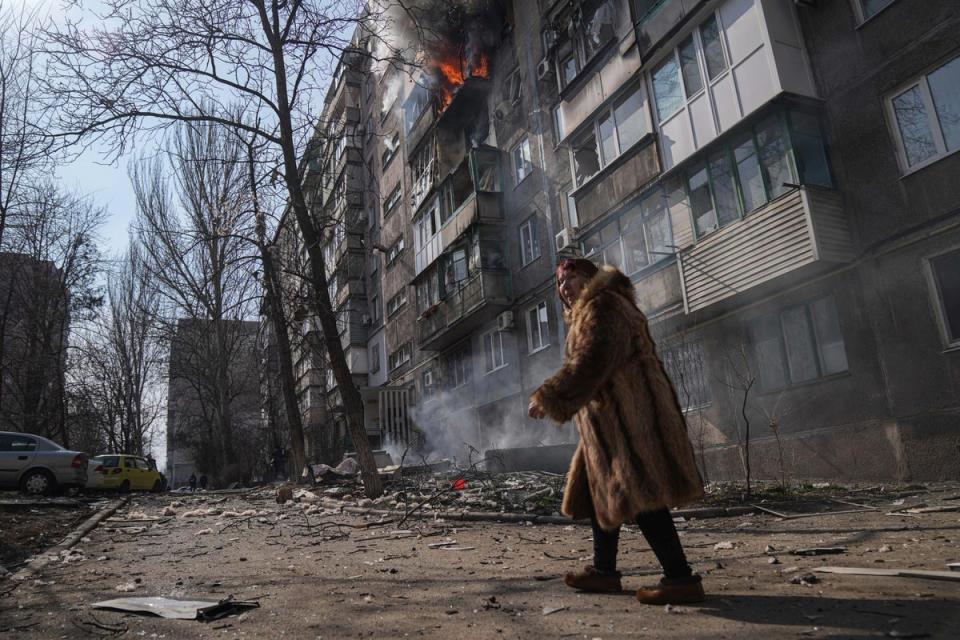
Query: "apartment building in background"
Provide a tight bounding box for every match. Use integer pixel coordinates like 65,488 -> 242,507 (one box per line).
276,0 -> 960,481
166,318 -> 261,487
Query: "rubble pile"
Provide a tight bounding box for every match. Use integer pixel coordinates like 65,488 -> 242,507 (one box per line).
315,464 -> 568,518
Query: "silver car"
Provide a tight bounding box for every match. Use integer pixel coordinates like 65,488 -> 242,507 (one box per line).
0,431 -> 88,495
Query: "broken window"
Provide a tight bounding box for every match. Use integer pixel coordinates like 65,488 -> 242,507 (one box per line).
416,268 -> 441,315
403,81 -> 431,134
471,148 -> 501,192
569,83 -> 647,188
512,137 -> 533,184
519,216 -> 540,267
688,163 -> 716,237
572,129 -> 600,186
756,115 -> 793,199
448,160 -> 474,212
526,301 -> 550,353
381,132 -> 399,169
581,0 -> 616,62
444,246 -> 469,293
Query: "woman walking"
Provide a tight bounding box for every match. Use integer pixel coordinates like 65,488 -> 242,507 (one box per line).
528,258 -> 705,604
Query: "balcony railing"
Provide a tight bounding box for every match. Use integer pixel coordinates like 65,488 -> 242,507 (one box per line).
410,157 -> 436,213
417,270 -> 512,350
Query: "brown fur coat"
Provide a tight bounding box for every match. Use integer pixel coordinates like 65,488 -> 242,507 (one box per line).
532,266 -> 704,531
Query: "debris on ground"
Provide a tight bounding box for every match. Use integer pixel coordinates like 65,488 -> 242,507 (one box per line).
815,567 -> 960,582
92,595 -> 260,621
792,547 -> 847,556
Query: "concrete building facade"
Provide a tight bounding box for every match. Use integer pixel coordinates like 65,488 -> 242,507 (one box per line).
278,0 -> 960,481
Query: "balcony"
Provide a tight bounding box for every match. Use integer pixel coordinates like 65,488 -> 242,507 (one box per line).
634,0 -> 707,61
410,157 -> 436,213
413,147 -> 504,276
678,186 -> 855,314
418,270 -> 512,351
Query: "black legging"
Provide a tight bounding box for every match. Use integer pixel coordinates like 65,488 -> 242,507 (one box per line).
590,504 -> 693,581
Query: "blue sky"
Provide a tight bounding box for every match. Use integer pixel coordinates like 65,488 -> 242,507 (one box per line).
57,146 -> 135,256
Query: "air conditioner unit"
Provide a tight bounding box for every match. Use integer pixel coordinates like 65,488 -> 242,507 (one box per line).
537,57 -> 553,81
496,310 -> 514,331
361,314 -> 372,327
555,228 -> 575,253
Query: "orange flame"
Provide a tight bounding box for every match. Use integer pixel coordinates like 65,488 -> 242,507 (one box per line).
471,52 -> 489,79
434,49 -> 489,112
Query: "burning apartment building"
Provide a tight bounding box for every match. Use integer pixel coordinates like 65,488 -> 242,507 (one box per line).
274,0 -> 960,482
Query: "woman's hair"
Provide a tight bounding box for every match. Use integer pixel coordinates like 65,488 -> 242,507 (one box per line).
556,258 -> 599,308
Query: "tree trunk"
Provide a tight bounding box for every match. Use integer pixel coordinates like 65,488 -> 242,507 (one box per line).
265,10 -> 381,498
260,245 -> 308,481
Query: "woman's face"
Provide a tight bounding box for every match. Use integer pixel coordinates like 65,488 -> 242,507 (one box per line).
558,268 -> 588,307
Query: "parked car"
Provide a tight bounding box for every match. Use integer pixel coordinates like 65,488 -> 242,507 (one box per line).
0,431 -> 88,495
89,454 -> 164,493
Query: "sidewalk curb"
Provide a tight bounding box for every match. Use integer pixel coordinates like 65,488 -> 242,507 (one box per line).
8,495 -> 130,583
318,498 -> 756,525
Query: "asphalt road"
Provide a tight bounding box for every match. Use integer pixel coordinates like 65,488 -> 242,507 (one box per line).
2,489 -> 960,639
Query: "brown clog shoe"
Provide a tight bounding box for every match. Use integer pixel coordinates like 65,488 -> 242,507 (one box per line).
635,576 -> 705,605
564,565 -> 622,593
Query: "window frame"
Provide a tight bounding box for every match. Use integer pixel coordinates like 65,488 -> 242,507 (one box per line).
580,180 -> 677,276
482,329 -> 507,374
386,288 -> 407,317
388,342 -> 412,371
386,234 -> 405,267
553,0 -> 618,93
449,346 -> 472,388
925,246 -> 960,349
568,82 -> 649,189
381,132 -> 400,170
512,137 -> 533,184
518,215 -> 541,267
684,110 -> 830,241
747,295 -> 850,392
525,301 -> 550,354
649,9 -> 732,127
884,53 -> 960,175
505,67 -> 522,105
383,183 -> 402,218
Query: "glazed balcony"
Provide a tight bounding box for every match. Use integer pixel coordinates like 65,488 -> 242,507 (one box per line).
678,186 -> 855,313
413,147 -> 503,276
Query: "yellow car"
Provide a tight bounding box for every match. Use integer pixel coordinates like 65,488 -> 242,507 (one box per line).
90,454 -> 165,493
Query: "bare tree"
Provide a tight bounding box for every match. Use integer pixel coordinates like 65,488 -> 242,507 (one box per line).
70,244 -> 164,457
720,339 -> 756,499
244,135 -> 311,480
132,120 -> 261,484
0,182 -> 104,444
0,2 -> 51,250
41,0 -> 416,496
